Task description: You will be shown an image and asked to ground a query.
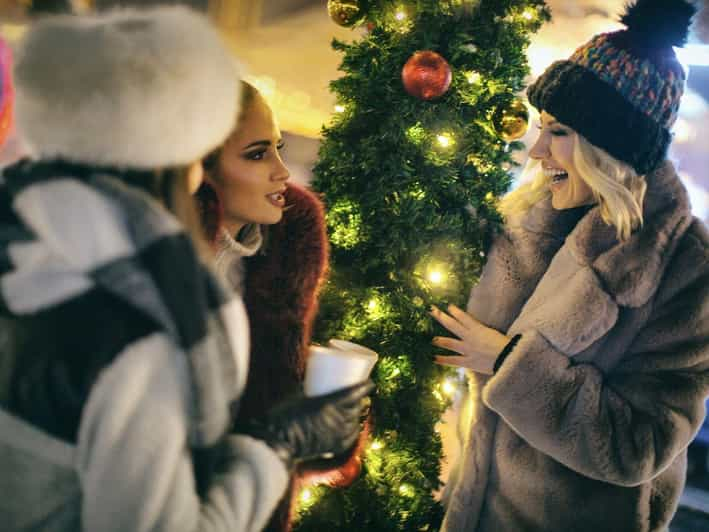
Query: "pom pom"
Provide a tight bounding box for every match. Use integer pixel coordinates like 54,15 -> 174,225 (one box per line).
620,0 -> 696,48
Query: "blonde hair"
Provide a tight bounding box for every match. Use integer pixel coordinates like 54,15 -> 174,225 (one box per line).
202,81 -> 259,175
498,133 -> 646,241
236,81 -> 258,128
121,167 -> 212,261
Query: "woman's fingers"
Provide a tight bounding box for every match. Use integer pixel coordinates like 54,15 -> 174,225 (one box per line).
430,305 -> 468,339
447,304 -> 480,330
432,335 -> 466,355
434,355 -> 471,369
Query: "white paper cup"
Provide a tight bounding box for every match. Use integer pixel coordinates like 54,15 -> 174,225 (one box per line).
304,341 -> 378,397
328,339 -> 379,359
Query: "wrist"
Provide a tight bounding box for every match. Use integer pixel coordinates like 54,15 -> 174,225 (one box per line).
237,419 -> 295,469
268,440 -> 295,470
492,333 -> 511,356
493,334 -> 522,373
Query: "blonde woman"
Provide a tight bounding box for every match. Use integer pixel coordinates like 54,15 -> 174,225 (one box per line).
433,1 -> 709,531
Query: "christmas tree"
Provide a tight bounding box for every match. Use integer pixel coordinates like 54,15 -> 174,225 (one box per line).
296,1 -> 548,530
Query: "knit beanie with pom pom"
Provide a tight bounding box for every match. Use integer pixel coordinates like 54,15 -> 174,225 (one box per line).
527,0 -> 696,175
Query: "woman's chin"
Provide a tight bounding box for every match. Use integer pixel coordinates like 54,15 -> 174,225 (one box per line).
551,193 -> 568,210
260,210 -> 284,226
552,195 -> 595,211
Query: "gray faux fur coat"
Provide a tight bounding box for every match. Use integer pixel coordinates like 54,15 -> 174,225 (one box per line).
442,161 -> 709,532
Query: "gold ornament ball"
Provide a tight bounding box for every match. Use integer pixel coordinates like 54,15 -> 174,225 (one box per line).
327,0 -> 363,27
492,99 -> 530,142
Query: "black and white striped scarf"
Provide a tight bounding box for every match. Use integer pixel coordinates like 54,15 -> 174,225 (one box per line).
0,160 -> 249,450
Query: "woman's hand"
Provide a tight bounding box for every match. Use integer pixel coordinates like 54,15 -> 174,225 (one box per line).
248,381 -> 374,469
431,304 -> 510,375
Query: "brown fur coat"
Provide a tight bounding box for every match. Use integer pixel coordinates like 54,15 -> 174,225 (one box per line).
237,184 -> 328,425
233,184 -> 364,531
442,161 -> 709,532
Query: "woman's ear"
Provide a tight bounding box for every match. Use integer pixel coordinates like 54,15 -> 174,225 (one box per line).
187,160 -> 204,194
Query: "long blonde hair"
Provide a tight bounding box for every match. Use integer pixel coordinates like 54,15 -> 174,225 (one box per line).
498,132 -> 646,241
120,166 -> 212,260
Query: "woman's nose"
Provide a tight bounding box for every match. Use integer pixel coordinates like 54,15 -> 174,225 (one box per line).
529,133 -> 550,160
272,155 -> 290,182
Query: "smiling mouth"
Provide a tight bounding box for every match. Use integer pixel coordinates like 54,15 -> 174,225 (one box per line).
544,167 -> 568,185
266,192 -> 286,207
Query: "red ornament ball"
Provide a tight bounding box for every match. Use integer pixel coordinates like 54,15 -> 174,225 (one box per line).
401,51 -> 452,101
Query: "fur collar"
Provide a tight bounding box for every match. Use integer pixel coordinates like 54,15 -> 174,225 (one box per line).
511,161 -> 692,357
469,161 -> 693,357
216,224 -> 263,262
567,161 -> 693,307
214,224 -> 263,293
515,161 -> 692,308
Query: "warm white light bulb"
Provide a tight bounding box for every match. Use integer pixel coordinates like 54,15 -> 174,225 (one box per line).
428,270 -> 443,284
521,8 -> 535,21
399,483 -> 414,497
442,379 -> 456,397
300,489 -> 312,503
334,104 -> 346,113
465,71 -> 481,84
436,134 -> 453,148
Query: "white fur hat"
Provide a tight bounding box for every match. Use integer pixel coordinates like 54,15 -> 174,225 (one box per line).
13,6 -> 241,169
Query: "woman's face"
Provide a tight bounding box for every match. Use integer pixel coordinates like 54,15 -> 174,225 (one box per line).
529,111 -> 595,210
208,93 -> 290,234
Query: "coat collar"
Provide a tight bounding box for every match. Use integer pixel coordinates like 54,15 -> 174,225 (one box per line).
216,224 -> 263,259
213,224 -> 264,292
519,161 -> 692,308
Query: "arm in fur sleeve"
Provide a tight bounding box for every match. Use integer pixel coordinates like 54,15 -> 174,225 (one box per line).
240,184 -> 329,419
242,185 -> 365,482
483,231 -> 709,487
77,333 -> 289,532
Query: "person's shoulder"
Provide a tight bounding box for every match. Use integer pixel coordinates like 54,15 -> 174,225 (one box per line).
686,217 -> 709,246
644,217 -> 708,320
660,217 -> 709,291
678,218 -> 709,264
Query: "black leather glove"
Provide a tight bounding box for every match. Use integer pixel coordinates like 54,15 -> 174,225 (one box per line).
246,381 -> 374,469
